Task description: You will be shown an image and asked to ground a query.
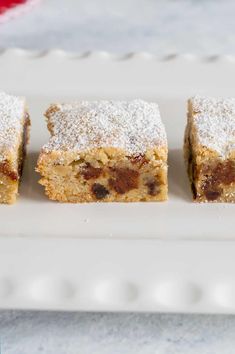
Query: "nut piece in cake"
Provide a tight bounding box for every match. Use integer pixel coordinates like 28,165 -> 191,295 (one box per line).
184,96 -> 235,202
0,92 -> 30,204
37,99 -> 168,202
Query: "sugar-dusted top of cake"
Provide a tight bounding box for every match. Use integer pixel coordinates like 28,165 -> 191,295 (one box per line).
0,92 -> 25,162
190,95 -> 235,158
44,99 -> 167,155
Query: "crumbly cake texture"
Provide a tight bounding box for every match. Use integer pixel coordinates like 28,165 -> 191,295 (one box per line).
184,95 -> 235,202
37,99 -> 168,202
0,92 -> 30,204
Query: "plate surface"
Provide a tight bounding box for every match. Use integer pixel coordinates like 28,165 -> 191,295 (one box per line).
0,50 -> 235,313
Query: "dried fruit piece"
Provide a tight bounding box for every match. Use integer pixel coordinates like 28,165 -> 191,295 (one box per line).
204,190 -> 221,201
213,161 -> 235,185
81,163 -> 102,180
91,183 -> 109,199
201,161 -> 235,200
109,168 -> 139,194
146,180 -> 159,196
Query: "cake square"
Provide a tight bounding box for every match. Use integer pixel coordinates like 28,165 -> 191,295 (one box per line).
37,99 -> 168,202
184,96 -> 235,202
0,92 -> 30,204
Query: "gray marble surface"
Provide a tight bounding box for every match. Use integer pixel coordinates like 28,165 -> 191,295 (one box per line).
1,0 -> 235,353
1,311 -> 235,354
1,0 -> 235,55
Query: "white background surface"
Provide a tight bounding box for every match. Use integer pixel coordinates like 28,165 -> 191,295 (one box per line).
1,0 -> 235,353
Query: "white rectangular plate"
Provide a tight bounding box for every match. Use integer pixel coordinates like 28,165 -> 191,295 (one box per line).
0,50 -> 235,313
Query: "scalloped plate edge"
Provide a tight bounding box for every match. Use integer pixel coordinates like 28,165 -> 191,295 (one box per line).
0,49 -> 235,62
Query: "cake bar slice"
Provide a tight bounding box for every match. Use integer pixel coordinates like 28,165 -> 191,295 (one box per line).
37,99 -> 168,202
0,92 -> 30,204
184,96 -> 235,202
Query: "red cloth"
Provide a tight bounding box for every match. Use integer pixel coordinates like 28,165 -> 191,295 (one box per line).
0,0 -> 27,15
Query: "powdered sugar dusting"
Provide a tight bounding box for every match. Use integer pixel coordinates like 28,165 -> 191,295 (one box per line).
44,99 -> 167,155
191,96 -> 235,158
0,92 -> 25,161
